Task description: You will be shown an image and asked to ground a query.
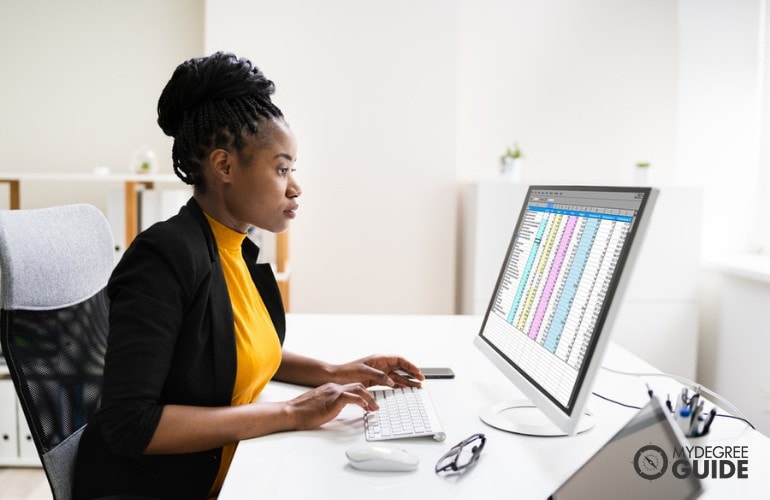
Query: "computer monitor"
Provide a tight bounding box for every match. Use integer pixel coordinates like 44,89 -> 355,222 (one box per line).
474,185 -> 657,436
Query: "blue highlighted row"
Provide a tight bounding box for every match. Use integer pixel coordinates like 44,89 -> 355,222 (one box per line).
506,218 -> 549,324
529,205 -> 633,223
542,217 -> 600,353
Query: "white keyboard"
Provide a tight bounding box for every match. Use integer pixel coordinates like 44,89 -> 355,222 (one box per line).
364,386 -> 446,441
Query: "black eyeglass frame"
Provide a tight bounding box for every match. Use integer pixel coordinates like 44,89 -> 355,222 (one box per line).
434,433 -> 487,474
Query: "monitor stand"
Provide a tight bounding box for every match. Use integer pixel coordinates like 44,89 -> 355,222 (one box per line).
479,400 -> 594,436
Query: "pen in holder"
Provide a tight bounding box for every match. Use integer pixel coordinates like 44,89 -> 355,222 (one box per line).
666,387 -> 716,440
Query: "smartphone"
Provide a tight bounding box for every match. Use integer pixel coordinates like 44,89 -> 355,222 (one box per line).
420,367 -> 455,379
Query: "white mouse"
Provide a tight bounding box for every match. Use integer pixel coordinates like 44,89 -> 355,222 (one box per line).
345,443 -> 420,472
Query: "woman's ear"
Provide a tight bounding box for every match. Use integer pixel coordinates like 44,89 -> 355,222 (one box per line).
208,148 -> 233,184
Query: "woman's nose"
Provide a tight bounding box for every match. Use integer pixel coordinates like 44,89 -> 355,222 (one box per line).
288,176 -> 302,198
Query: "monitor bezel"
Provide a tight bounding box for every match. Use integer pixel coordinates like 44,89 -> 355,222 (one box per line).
474,185 -> 658,435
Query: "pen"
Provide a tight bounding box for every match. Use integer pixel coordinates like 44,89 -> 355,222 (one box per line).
694,400 -> 704,419
689,392 -> 700,413
702,407 -> 717,436
695,416 -> 706,437
690,399 -> 704,430
675,388 -> 687,414
678,407 -> 692,434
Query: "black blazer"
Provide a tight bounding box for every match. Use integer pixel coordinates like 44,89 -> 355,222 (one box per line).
74,198 -> 286,499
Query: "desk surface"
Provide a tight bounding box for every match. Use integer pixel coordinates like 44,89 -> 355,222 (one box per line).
220,314 -> 770,500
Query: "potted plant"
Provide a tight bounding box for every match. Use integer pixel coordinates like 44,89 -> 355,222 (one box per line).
500,143 -> 524,181
129,145 -> 159,175
634,161 -> 650,185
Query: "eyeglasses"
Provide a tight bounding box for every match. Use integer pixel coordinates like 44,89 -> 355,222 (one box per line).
435,433 -> 486,474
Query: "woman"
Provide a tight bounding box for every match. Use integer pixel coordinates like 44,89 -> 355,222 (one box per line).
73,52 -> 424,499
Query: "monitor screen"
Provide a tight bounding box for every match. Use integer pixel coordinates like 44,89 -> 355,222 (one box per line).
474,186 -> 657,436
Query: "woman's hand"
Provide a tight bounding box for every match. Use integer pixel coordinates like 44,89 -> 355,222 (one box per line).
286,382 -> 378,430
146,382 -> 377,452
332,355 -> 425,388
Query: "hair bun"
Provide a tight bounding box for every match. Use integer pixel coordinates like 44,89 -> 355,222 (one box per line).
157,51 -> 276,137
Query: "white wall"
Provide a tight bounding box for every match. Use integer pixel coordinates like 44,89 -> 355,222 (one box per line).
0,0 -> 203,210
0,1 -> 679,315
456,0 -> 678,185
677,0 -> 762,260
699,268 -> 770,436
205,0 -> 678,313
679,0 -> 770,436
205,0 -> 459,314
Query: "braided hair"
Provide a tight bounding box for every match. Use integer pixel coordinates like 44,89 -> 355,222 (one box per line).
157,52 -> 284,188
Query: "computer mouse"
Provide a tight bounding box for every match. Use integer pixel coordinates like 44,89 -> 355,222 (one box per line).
345,443 -> 420,472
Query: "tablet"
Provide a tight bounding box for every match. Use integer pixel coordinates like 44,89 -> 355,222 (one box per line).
549,397 -> 702,500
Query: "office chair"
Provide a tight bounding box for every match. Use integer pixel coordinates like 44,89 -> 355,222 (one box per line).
0,204 -> 114,500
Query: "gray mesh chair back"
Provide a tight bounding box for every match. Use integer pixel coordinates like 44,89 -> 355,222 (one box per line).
0,204 -> 113,500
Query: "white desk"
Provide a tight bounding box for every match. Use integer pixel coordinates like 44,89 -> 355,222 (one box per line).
220,314 -> 770,499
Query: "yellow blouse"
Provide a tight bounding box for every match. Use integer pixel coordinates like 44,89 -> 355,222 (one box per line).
205,214 -> 282,496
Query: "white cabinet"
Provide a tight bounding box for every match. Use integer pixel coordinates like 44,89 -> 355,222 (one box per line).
458,181 -> 702,379
458,182 -> 529,316
0,365 -> 41,466
0,375 -> 19,462
17,399 -> 37,462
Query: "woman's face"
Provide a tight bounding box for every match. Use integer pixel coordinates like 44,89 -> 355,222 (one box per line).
222,119 -> 301,233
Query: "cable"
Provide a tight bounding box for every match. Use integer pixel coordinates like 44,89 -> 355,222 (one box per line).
714,414 -> 757,429
600,365 -> 756,430
592,390 -> 756,430
591,391 -> 642,410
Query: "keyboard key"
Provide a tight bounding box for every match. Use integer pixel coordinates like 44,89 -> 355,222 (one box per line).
364,386 -> 445,442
